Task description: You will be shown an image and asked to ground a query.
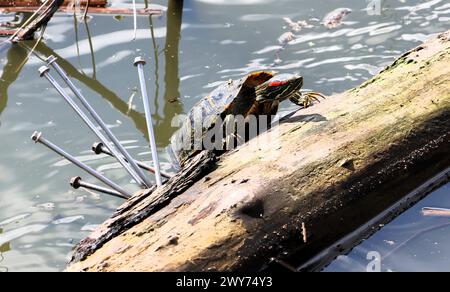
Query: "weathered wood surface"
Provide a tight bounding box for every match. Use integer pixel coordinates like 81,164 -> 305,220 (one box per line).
0,0 -> 106,7
4,0 -> 64,42
0,0 -> 161,15
0,6 -> 162,15
0,0 -> 162,38
70,150 -> 217,263
68,31 -> 450,272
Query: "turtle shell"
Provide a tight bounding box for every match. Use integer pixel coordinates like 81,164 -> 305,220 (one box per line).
167,71 -> 274,169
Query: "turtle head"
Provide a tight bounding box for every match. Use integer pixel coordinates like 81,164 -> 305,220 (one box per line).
255,73 -> 303,103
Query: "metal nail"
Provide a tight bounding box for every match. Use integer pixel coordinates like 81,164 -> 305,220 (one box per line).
92,142 -> 172,179
134,56 -> 163,186
46,56 -> 152,188
38,65 -> 150,188
31,131 -> 132,198
70,176 -> 128,199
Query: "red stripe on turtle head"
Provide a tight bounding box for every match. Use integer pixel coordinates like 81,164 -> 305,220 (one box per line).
269,80 -> 288,87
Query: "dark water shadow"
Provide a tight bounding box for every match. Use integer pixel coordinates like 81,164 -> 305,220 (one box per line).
0,12 -> 41,121
0,43 -> 28,120
153,0 -> 184,145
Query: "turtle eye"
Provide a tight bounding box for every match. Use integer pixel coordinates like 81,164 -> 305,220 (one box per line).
269,80 -> 288,87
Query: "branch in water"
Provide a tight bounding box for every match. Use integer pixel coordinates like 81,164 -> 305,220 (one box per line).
12,0 -> 64,42
0,6 -> 162,15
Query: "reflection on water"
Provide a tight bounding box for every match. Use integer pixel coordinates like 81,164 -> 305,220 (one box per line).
0,228 -> 10,272
0,0 -> 449,271
0,44 -> 27,117
158,0 -> 183,143
73,14 -> 97,79
326,182 -> 450,272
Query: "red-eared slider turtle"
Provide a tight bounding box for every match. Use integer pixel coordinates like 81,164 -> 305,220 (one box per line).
168,71 -> 324,169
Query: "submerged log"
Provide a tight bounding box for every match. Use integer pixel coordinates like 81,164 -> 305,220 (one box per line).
68,30 -> 450,272
4,0 -> 64,42
0,1 -> 162,38
0,6 -> 162,15
0,0 -> 162,15
0,0 -> 106,7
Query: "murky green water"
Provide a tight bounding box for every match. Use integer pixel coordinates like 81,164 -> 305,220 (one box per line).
0,0 -> 449,271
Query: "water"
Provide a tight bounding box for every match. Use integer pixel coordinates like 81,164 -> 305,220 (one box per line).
325,182 -> 450,272
0,0 -> 448,271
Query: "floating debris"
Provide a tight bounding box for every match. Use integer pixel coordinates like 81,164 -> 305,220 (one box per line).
271,16 -> 315,66
273,32 -> 297,65
422,207 -> 450,217
301,222 -> 307,243
278,31 -> 296,46
323,8 -> 352,29
36,202 -> 55,211
52,215 -> 85,225
282,17 -> 312,32
113,15 -> 125,22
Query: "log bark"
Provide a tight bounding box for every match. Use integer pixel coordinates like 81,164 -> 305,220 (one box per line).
0,0 -> 106,7
10,0 -> 64,42
0,6 -> 162,15
67,30 -> 450,272
70,150 -> 217,263
0,1 -> 162,38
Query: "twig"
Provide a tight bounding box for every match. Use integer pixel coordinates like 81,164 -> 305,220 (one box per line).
15,24 -> 47,72
1,0 -> 50,44
84,17 -> 96,79
132,0 -> 137,40
82,0 -> 90,20
149,16 -> 160,109
422,207 -> 450,217
73,13 -> 86,76
13,0 -> 64,42
0,7 -> 162,15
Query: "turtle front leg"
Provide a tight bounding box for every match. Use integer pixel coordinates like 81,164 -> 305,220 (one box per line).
289,91 -> 326,108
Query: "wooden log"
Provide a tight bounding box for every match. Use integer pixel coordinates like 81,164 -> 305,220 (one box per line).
0,0 -> 161,15
0,6 -> 162,15
11,0 -> 63,42
69,150 -> 217,264
0,28 -> 14,35
67,30 -> 450,272
0,0 -> 106,7
0,0 -> 40,6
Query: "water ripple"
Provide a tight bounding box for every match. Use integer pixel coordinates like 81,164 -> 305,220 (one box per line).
0,225 -> 48,246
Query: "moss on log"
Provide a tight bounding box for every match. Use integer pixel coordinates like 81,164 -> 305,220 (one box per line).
68,30 -> 450,272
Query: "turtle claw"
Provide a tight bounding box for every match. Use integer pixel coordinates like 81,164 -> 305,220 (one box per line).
290,91 -> 326,108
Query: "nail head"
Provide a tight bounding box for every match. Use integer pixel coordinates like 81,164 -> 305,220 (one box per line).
38,66 -> 50,77
92,142 -> 104,155
70,176 -> 82,189
133,56 -> 146,67
31,131 -> 42,143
